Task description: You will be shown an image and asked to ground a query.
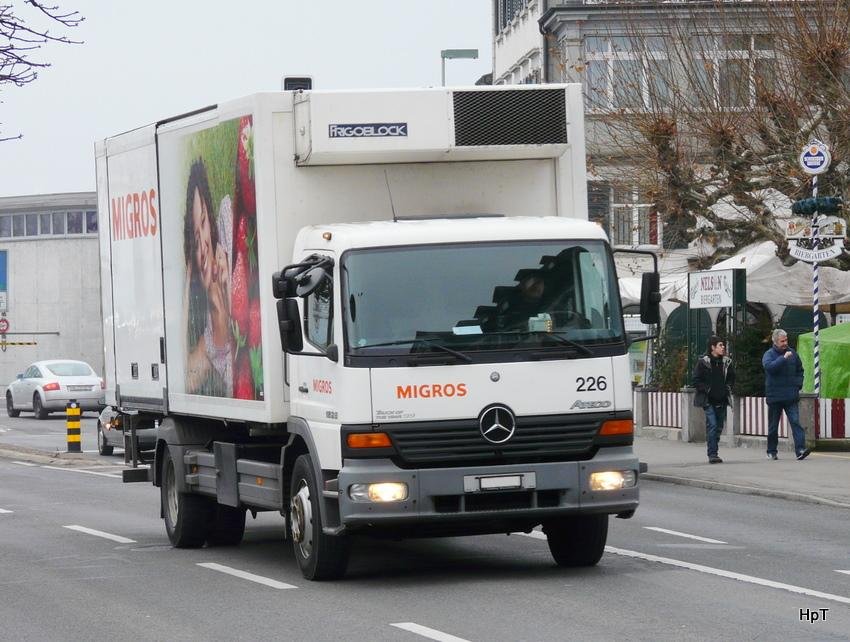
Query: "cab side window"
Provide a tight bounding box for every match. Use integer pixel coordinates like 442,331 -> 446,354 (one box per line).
303,276 -> 333,351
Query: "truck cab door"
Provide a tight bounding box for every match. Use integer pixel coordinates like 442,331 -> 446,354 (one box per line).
289,252 -> 339,426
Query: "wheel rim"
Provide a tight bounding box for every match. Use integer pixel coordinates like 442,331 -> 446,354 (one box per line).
165,460 -> 178,526
33,395 -> 41,415
6,394 -> 12,413
97,424 -> 104,451
290,479 -> 313,560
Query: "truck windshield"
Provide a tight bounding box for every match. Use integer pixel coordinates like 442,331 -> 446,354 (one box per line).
342,240 -> 625,364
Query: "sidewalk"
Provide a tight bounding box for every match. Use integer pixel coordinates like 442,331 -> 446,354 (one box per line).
635,434 -> 850,509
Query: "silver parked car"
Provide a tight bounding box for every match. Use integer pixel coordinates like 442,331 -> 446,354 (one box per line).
6,359 -> 105,419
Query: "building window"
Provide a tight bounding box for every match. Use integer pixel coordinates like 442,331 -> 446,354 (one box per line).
86,210 -> 98,234
688,34 -> 776,109
52,211 -> 65,235
584,35 -> 670,111
67,211 -> 83,234
25,214 -> 38,236
588,182 -> 660,247
12,214 -> 25,237
0,216 -> 10,238
39,213 -> 52,234
497,0 -> 528,32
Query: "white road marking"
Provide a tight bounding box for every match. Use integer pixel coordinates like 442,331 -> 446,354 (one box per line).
12,461 -> 38,467
197,563 -> 296,589
0,508 -> 12,514
63,525 -> 136,544
644,526 -> 727,544
836,570 -> 850,576
39,465 -> 121,479
390,623 -> 470,642
516,532 -> 850,605
607,547 -> 850,606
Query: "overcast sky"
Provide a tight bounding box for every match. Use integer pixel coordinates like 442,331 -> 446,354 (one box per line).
0,0 -> 492,198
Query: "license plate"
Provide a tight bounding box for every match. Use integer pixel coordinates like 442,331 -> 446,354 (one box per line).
68,385 -> 92,391
479,475 -> 523,490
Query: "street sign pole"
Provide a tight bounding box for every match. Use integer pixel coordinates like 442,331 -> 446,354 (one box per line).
811,174 -> 822,396
798,139 -> 832,397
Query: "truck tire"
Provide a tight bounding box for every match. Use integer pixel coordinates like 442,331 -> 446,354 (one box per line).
289,454 -> 349,580
97,421 -> 114,456
207,505 -> 246,546
161,448 -> 212,548
543,514 -> 608,567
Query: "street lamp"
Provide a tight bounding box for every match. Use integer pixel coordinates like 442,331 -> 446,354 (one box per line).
441,48 -> 479,86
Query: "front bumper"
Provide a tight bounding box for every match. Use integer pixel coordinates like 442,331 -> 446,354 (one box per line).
336,446 -> 639,533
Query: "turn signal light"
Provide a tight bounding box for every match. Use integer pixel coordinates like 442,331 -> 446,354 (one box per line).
599,419 -> 633,436
42,382 -> 60,392
346,432 -> 392,448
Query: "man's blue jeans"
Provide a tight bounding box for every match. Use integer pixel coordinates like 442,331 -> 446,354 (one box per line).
767,400 -> 807,456
704,404 -> 727,458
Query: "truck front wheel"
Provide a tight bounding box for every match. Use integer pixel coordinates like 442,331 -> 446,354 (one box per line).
161,448 -> 212,548
289,454 -> 349,580
543,514 -> 608,567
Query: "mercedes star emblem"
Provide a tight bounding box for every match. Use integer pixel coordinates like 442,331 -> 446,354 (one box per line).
479,405 -> 516,444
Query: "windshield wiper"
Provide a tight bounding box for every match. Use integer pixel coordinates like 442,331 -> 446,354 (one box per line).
490,331 -> 593,356
354,338 -> 473,362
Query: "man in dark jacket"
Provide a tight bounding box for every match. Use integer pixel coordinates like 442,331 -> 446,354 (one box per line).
762,328 -> 810,460
693,336 -> 734,464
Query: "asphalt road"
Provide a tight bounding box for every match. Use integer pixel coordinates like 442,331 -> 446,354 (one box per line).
0,455 -> 848,641
0,412 -> 102,454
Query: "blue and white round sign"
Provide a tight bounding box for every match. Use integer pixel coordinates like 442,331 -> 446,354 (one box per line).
799,140 -> 831,175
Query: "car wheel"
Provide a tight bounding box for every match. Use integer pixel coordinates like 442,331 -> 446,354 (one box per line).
289,454 -> 350,580
97,421 -> 114,456
6,392 -> 20,418
32,393 -> 48,420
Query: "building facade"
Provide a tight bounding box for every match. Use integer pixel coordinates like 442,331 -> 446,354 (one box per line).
0,192 -> 103,388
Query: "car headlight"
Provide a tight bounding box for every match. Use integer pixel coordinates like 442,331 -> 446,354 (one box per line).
349,482 -> 408,502
589,470 -> 637,491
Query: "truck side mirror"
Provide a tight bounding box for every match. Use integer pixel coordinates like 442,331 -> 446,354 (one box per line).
295,266 -> 331,298
640,272 -> 661,325
276,298 -> 303,353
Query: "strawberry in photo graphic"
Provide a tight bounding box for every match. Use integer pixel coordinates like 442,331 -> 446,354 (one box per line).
234,350 -> 253,400
231,247 -> 250,337
248,297 -> 261,348
236,116 -> 256,216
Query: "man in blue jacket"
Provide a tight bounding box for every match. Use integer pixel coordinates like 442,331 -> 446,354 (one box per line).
762,328 -> 810,460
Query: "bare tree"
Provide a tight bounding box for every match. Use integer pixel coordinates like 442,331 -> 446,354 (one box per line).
569,0 -> 850,269
1,1 -> 83,141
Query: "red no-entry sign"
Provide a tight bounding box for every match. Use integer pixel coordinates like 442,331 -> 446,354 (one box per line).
0,318 -> 8,333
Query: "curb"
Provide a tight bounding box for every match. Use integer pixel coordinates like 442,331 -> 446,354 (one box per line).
642,472 -> 850,510
0,443 -> 113,467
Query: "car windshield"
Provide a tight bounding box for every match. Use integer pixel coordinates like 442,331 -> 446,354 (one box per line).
342,240 -> 625,363
46,362 -> 93,376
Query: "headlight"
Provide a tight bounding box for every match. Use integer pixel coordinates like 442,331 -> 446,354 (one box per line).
589,470 -> 637,491
349,482 -> 408,502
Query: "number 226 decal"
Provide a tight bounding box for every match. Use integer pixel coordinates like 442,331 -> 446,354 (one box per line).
576,376 -> 607,392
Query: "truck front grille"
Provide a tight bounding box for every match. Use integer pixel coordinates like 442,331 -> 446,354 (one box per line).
383,413 -> 600,468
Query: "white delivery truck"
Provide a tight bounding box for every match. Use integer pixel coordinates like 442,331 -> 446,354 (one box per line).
96,84 -> 660,580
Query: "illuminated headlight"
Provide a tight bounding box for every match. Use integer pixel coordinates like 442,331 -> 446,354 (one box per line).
589,470 -> 637,491
349,482 -> 408,502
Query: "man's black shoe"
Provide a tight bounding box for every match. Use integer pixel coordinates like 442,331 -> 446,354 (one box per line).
709,456 -> 723,464
766,453 -> 778,460
796,448 -> 811,461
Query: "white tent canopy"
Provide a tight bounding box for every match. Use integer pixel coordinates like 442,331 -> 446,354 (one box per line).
619,241 -> 850,307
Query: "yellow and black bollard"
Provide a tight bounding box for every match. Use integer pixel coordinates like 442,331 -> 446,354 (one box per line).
66,400 -> 81,453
